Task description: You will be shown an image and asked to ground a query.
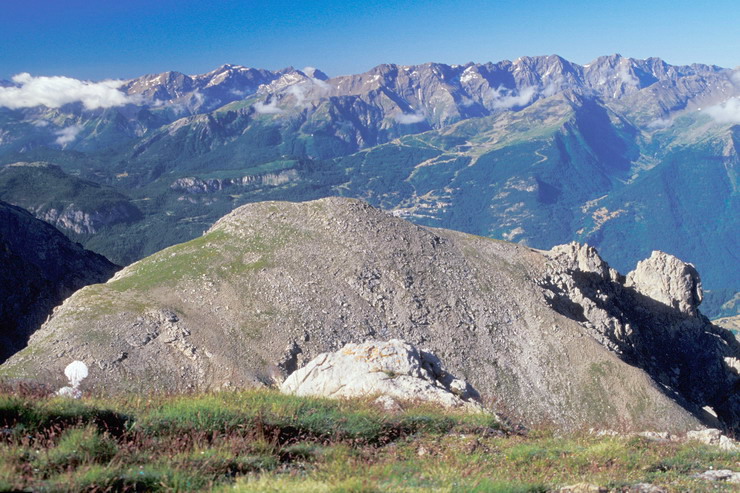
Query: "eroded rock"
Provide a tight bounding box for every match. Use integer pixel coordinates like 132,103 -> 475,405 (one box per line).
280,339 -> 483,411
626,251 -> 703,316
694,469 -> 740,483
686,428 -> 739,451
547,242 -> 619,282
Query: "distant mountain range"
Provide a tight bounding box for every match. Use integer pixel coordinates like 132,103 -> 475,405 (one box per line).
0,54 -> 737,317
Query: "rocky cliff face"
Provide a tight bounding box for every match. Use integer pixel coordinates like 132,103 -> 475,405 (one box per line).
0,162 -> 142,235
2,198 -> 737,432
170,171 -> 299,194
36,202 -> 142,235
0,201 -> 119,363
541,243 -> 739,429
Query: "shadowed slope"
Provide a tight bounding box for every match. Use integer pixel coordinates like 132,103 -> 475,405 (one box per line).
0,201 -> 119,362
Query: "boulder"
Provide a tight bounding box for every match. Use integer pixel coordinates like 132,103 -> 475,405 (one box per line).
280,339 -> 483,411
686,428 -> 739,451
556,484 -> 608,493
546,242 -> 619,281
626,251 -> 703,316
694,470 -> 740,483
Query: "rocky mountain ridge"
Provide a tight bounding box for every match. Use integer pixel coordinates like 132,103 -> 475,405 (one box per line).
2,198 -> 737,432
1,55 -> 736,155
0,200 -> 119,363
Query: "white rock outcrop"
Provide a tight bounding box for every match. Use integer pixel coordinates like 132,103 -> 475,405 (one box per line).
694,469 -> 740,483
280,339 -> 483,411
626,251 -> 703,316
686,428 -> 739,451
547,242 -> 620,282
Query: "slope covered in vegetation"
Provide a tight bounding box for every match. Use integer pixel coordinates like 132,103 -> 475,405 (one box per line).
0,388 -> 738,492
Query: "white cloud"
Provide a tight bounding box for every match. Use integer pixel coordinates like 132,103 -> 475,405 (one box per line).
310,76 -> 330,92
616,63 -> 639,87
283,77 -> 330,108
731,70 -> 740,86
55,124 -> 83,145
647,117 -> 673,129
705,97 -> 740,124
32,119 -> 49,127
187,92 -> 210,111
253,99 -> 285,114
395,111 -> 426,124
0,73 -> 132,110
542,82 -> 559,98
490,86 -> 536,109
287,84 -> 307,106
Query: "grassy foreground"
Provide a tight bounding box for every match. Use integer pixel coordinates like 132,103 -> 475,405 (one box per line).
0,386 -> 737,492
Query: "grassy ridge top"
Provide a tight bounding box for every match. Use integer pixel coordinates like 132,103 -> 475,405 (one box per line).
0,388 -> 736,492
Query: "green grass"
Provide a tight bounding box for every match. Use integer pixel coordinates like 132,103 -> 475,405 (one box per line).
106,220 -> 306,294
42,426 -> 118,471
107,229 -> 230,292
0,388 -> 737,492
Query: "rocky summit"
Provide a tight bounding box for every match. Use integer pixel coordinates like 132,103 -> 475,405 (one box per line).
2,198 -> 738,432
0,201 -> 119,363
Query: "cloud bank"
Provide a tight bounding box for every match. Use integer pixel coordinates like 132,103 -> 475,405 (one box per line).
490,86 -> 536,109
0,73 -> 132,110
731,70 -> 740,86
616,63 -> 639,88
55,124 -> 83,145
287,78 -> 329,107
253,98 -> 285,114
395,111 -> 426,124
647,117 -> 673,129
705,97 -> 740,124
287,85 -> 307,106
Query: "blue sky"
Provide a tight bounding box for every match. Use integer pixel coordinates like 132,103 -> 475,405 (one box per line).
1,0 -> 738,80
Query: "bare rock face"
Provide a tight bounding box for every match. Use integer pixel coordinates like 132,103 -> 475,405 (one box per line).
541,242 -> 739,430
546,242 -> 620,282
542,243 -> 628,352
694,469 -> 740,483
626,251 -> 703,317
38,203 -> 141,235
280,339 -> 482,411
